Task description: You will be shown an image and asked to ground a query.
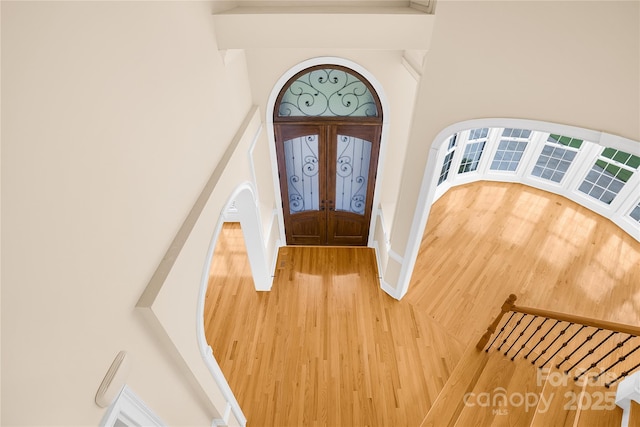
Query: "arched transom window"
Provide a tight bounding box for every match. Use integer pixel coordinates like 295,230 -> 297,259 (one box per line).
275,66 -> 381,119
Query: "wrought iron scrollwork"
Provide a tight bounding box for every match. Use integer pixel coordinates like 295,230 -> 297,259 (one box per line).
335,135 -> 370,215
278,68 -> 378,118
285,135 -> 319,213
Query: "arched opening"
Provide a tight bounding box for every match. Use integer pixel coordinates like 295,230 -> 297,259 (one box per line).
196,183 -> 270,427
395,119 -> 640,300
273,64 -> 384,246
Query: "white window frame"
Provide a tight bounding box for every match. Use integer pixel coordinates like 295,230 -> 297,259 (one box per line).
436,133 -> 458,186
574,147 -> 639,206
486,128 -> 535,177
100,385 -> 164,427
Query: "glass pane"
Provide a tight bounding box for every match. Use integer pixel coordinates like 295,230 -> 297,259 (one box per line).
548,133 -> 583,149
531,144 -> 577,183
630,202 -> 640,222
284,135 -> 320,214
578,158 -> 632,204
335,134 -> 372,215
458,141 -> 485,174
438,151 -> 455,185
278,68 -> 378,117
469,128 -> 489,140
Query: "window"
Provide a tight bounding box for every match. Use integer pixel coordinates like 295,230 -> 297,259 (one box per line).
277,67 -> 379,118
630,201 -> 640,223
490,128 -> 531,172
459,128 -> 488,174
468,128 -> 489,140
531,133 -> 583,183
578,148 -> 640,205
438,134 -> 457,185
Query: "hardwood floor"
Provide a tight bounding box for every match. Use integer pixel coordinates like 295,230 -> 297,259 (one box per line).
204,224 -> 464,427
404,181 -> 640,348
204,181 -> 640,426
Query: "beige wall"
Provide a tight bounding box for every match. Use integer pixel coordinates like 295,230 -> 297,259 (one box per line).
388,0 -> 640,272
1,1 -> 254,424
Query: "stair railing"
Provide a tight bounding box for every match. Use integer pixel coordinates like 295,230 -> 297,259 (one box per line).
477,294 -> 640,388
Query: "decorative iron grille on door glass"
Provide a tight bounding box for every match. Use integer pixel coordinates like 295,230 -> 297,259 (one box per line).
283,135 -> 320,214
335,135 -> 372,215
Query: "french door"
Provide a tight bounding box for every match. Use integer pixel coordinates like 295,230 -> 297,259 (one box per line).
275,122 -> 381,246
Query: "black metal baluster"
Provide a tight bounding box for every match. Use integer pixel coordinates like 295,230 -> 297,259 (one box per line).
485,312 -> 516,353
595,343 -> 640,385
605,360 -> 640,388
540,324 -> 586,369
588,335 -> 634,382
524,318 -> 549,359
532,321 -> 571,365
508,315 -> 538,360
497,313 -> 526,352
557,328 -> 602,369
566,331 -> 617,377
527,319 -> 561,363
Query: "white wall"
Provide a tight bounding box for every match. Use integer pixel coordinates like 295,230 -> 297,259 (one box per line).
384,0 -> 640,294
1,1 -> 255,425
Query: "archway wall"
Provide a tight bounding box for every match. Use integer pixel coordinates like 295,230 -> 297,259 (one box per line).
384,0 -> 640,299
246,50 -> 419,247
136,105 -> 273,427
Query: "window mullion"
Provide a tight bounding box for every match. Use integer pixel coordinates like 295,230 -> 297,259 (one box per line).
477,127 -> 500,176
518,131 -> 545,179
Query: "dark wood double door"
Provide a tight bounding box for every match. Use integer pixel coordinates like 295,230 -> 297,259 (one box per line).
275,122 -> 381,246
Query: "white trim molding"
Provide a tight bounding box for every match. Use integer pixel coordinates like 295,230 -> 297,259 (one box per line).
100,385 -> 165,427
195,182 -> 274,427
616,371 -> 640,427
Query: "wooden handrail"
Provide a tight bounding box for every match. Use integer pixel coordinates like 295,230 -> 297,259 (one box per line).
511,305 -> 640,337
476,294 -> 640,351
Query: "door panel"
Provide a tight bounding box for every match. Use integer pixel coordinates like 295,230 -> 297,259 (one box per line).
275,123 -> 380,246
327,124 -> 380,246
276,124 -> 327,245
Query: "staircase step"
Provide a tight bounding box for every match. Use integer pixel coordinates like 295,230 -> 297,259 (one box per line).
420,343 -> 489,427
529,360 -> 582,427
573,379 -> 623,427
453,351 -> 541,427
488,355 -> 544,427
453,351 -> 515,427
